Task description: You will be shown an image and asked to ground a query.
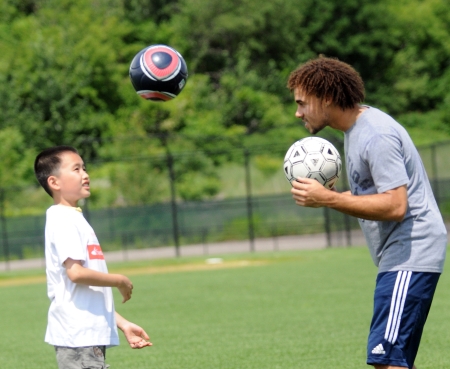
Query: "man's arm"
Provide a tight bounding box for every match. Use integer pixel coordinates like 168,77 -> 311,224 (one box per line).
291,177 -> 407,222
115,312 -> 152,349
64,259 -> 133,303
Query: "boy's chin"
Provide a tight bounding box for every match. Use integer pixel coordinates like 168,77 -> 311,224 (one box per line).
80,192 -> 91,198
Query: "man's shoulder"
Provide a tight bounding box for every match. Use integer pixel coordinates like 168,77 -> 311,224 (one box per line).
353,107 -> 407,142
361,107 -> 399,127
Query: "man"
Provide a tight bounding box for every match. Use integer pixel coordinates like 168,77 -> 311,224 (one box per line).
287,56 -> 447,369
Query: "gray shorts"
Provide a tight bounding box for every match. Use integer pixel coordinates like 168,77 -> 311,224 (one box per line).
54,346 -> 110,369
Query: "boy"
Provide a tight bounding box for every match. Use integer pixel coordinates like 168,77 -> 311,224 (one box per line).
34,145 -> 152,369
287,57 -> 446,369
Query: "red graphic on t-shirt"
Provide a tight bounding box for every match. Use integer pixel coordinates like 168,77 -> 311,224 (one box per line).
87,244 -> 104,260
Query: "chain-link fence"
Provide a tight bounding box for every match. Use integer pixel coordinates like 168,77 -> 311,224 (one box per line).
1,140 -> 450,270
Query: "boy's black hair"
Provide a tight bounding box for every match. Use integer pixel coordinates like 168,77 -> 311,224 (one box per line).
34,146 -> 79,197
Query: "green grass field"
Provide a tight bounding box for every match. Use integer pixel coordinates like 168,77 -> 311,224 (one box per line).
1,247 -> 450,368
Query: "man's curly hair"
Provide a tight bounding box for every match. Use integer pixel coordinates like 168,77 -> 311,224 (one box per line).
287,56 -> 365,110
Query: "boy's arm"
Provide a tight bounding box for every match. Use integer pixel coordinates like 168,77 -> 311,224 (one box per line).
65,258 -> 133,303
115,312 -> 152,349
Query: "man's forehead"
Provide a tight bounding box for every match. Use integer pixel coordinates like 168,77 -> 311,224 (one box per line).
294,87 -> 311,101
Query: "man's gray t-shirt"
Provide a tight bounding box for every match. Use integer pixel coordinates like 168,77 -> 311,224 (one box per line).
344,106 -> 447,273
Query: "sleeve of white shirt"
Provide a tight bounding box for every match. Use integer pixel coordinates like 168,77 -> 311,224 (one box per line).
51,213 -> 87,266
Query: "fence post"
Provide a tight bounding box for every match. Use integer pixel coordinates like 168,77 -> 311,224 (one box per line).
121,232 -> 129,261
167,151 -> 180,257
323,207 -> 331,247
83,198 -> 90,223
108,208 -> 115,241
431,144 -> 440,207
272,223 -> 279,251
244,149 -> 255,252
344,213 -> 352,246
202,228 -> 208,255
0,189 -> 10,271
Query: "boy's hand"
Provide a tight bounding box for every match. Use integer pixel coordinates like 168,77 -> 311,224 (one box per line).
117,275 -> 133,303
121,321 -> 152,349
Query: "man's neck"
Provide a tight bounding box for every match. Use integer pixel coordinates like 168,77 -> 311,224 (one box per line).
329,104 -> 367,132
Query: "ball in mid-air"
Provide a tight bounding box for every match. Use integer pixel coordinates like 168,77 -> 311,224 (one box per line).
129,44 -> 188,102
283,137 -> 342,189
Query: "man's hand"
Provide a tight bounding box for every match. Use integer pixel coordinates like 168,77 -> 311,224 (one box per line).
291,177 -> 332,207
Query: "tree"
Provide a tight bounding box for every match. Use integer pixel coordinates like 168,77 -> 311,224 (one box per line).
1,0 -> 450,208
386,0 -> 450,129
0,0 -> 131,161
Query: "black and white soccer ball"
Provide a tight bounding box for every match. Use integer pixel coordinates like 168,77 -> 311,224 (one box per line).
129,44 -> 188,102
283,137 -> 342,189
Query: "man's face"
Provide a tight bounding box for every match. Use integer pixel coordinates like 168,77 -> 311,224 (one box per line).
51,152 -> 90,206
293,87 -> 330,134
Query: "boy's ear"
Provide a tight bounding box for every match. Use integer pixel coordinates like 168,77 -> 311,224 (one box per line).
47,176 -> 60,192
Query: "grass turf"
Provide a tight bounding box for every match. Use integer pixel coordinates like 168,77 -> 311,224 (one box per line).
0,247 -> 449,368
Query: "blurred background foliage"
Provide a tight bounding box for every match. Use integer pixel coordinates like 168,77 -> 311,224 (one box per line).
0,0 -> 450,209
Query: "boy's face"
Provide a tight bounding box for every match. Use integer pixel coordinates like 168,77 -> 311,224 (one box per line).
49,151 -> 90,207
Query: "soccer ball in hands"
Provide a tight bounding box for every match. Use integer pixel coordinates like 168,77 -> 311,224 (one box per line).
129,44 -> 188,102
283,137 -> 342,189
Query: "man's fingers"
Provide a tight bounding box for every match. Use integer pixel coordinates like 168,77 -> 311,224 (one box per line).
291,177 -> 314,190
296,177 -> 315,184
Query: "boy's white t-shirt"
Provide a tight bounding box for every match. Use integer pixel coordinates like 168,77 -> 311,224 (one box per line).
44,205 -> 119,347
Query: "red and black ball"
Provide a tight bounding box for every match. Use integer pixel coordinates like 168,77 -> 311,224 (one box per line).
129,44 -> 188,102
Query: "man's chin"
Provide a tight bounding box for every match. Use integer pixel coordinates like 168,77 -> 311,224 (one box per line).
304,122 -> 321,135
304,123 -> 314,134
310,124 -> 327,135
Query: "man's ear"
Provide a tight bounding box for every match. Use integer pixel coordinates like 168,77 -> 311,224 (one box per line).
47,176 -> 60,192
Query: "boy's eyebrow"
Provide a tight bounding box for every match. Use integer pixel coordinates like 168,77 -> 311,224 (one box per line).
71,162 -> 85,168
